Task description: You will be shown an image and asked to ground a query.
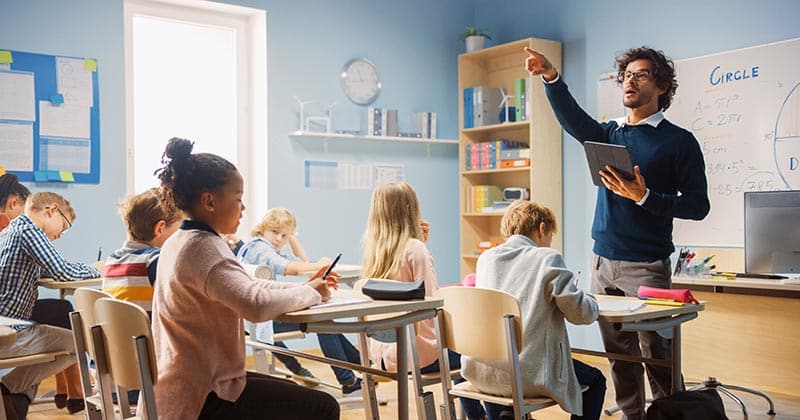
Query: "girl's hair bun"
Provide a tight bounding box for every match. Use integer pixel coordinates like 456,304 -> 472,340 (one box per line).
164,137 -> 194,162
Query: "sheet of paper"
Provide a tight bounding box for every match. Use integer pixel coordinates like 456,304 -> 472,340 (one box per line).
337,162 -> 373,190
0,70 -> 35,122
39,101 -> 90,139
0,122 -> 34,171
39,137 -> 91,173
310,292 -> 372,309
304,160 -> 338,189
56,57 -> 94,106
597,72 -> 625,122
0,315 -> 32,326
373,162 -> 406,185
598,298 -> 645,313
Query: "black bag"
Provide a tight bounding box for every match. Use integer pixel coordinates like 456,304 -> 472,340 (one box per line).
646,389 -> 728,420
361,279 -> 425,300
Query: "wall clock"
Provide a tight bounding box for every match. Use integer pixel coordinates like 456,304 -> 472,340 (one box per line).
340,58 -> 381,105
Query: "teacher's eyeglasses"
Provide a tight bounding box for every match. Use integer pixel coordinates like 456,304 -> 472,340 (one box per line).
616,69 -> 654,83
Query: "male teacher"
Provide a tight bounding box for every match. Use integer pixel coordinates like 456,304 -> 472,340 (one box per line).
524,46 -> 710,419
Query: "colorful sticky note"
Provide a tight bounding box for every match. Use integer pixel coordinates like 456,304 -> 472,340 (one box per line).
59,171 -> 75,182
46,170 -> 61,181
49,93 -> 64,104
83,58 -> 97,72
0,51 -> 12,64
0,166 -> 6,176
34,171 -> 48,182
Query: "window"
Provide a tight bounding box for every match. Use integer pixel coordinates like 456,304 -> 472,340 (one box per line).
124,0 -> 267,232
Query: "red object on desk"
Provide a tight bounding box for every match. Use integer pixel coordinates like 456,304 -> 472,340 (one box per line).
638,285 -> 699,304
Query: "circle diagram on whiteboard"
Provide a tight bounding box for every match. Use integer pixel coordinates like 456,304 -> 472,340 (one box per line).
774,81 -> 800,189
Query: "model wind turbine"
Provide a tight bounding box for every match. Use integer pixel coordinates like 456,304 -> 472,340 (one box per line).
293,96 -> 314,132
499,88 -> 513,123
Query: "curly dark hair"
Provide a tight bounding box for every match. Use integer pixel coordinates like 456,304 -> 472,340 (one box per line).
154,137 -> 238,213
0,173 -> 31,208
616,47 -> 678,111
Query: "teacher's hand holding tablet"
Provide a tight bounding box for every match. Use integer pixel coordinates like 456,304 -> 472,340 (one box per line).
600,165 -> 647,202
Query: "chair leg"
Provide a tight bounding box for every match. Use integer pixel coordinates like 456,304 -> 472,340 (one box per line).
721,384 -> 776,415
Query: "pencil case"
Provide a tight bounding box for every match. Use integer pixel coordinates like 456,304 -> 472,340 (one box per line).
361,279 -> 425,300
637,285 -> 699,304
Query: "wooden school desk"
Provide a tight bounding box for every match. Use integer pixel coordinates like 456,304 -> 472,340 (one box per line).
572,295 -> 706,395
269,294 -> 443,420
37,278 -> 102,299
673,275 -> 800,396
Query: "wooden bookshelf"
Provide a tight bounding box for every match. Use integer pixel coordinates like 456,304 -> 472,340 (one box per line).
458,38 -> 563,278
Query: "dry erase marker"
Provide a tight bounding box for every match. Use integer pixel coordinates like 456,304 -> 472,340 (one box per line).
321,252 -> 342,280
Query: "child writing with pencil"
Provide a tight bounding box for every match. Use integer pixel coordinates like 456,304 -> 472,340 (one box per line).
238,208 -> 364,394
102,187 -> 181,313
361,181 -> 485,419
152,137 -> 339,419
0,192 -> 102,418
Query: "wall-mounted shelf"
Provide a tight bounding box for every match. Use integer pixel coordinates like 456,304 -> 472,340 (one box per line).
289,130 -> 458,155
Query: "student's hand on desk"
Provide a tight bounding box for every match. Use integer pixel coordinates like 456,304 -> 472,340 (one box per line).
524,47 -> 558,82
420,219 -> 430,243
600,165 -> 647,203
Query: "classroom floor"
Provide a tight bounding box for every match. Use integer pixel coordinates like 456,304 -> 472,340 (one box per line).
28,354 -> 800,419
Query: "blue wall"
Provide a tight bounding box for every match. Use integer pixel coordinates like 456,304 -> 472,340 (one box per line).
475,0 -> 800,348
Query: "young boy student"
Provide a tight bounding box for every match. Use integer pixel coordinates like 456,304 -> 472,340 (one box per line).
152,137 -> 339,419
0,192 -> 102,418
461,200 -> 606,420
103,188 -> 181,312
239,208 -> 363,394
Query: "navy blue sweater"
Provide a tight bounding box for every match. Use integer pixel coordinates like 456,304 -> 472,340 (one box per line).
545,77 -> 710,261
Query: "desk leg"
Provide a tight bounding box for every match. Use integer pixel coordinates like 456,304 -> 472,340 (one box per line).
396,325 -> 409,420
358,325 -> 380,420
672,324 -> 682,394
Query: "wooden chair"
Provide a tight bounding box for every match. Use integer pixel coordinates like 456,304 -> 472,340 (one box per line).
436,287 -> 559,420
92,298 -> 158,419
70,288 -> 114,420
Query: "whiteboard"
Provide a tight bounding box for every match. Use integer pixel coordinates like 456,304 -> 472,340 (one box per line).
665,38 -> 800,247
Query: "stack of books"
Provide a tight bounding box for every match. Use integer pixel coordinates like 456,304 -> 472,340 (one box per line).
465,185 -> 502,213
465,140 -> 528,170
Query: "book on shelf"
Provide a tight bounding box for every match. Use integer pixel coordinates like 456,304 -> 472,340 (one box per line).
464,140 -> 529,171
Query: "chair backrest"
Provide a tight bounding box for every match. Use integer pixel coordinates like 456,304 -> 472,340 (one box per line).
436,287 -> 522,360
93,298 -> 157,390
73,288 -> 113,357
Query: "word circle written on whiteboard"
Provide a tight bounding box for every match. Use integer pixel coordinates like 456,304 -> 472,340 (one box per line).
666,38 -> 800,247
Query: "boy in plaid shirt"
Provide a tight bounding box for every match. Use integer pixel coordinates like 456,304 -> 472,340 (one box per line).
0,192 -> 101,418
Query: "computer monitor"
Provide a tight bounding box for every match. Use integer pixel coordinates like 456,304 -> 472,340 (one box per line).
744,190 -> 800,274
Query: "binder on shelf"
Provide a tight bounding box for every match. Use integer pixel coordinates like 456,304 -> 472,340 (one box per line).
473,86 -> 503,127
515,78 -> 527,122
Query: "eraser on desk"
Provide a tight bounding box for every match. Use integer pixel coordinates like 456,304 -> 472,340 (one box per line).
59,171 -> 74,182
49,93 -> 64,104
0,51 -> 12,64
46,170 -> 61,181
34,171 -> 48,182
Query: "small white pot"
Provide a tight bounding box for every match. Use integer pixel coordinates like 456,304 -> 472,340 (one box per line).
465,35 -> 486,52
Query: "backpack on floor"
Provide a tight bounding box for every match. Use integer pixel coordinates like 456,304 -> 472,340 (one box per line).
646,389 -> 728,420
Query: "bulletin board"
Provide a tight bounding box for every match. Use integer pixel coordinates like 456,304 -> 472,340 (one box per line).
0,49 -> 100,183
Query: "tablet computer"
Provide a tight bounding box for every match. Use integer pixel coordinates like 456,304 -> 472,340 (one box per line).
583,141 -> 635,186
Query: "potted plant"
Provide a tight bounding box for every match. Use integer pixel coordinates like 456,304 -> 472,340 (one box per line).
459,26 -> 491,52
